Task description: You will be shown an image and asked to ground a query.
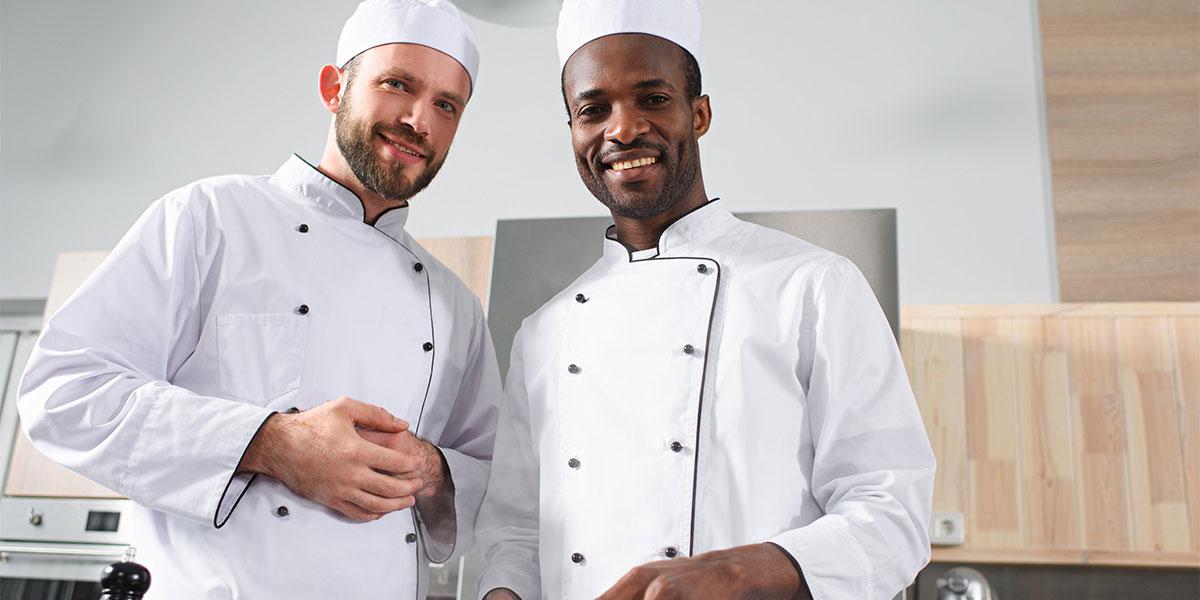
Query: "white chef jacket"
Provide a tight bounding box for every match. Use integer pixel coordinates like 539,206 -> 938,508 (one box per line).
18,155 -> 500,599
475,200 -> 935,600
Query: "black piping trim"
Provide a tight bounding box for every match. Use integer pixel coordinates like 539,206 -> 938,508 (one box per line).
292,154 -> 409,224
213,411 -> 276,529
604,198 -> 722,262
618,256 -> 721,556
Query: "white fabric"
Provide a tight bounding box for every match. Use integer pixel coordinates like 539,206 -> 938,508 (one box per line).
476,201 -> 936,600
338,0 -> 480,87
556,0 -> 701,71
18,155 -> 500,599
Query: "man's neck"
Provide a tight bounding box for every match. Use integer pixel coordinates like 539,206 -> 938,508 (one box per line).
317,141 -> 407,226
611,179 -> 709,251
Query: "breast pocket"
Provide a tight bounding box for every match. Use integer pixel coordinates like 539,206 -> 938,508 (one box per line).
216,313 -> 308,405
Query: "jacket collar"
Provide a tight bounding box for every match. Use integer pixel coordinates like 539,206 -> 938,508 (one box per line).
270,154 -> 410,237
602,199 -> 735,262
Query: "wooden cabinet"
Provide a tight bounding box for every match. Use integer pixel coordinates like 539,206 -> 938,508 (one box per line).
903,304 -> 1200,567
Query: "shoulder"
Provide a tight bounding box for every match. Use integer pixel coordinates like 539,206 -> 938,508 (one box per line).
731,218 -> 854,282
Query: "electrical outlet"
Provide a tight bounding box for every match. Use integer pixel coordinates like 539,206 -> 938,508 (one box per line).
930,511 -> 965,546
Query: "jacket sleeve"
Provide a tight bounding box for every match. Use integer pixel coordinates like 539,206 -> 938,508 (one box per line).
766,258 -> 936,600
419,299 -> 503,563
16,192 -> 273,527
474,327 -> 542,600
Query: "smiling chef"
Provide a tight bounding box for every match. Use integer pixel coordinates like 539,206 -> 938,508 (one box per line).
16,1 -> 500,598
474,1 -> 937,599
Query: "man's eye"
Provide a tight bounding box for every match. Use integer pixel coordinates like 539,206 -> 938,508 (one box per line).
578,105 -> 604,117
385,80 -> 407,90
647,94 -> 669,105
435,100 -> 457,114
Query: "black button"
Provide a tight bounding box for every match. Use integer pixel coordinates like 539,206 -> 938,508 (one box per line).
285,406 -> 300,414
275,506 -> 289,517
296,304 -> 309,315
296,223 -> 309,233
683,344 -> 695,355
413,262 -> 424,273
670,441 -> 683,453
571,552 -> 585,564
405,533 -> 418,543
567,364 -> 581,374
665,546 -> 678,558
423,341 -> 434,352
575,293 -> 588,303
568,457 -> 580,469
696,264 -> 709,274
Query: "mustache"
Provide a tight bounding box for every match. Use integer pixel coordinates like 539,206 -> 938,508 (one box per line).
373,123 -> 431,156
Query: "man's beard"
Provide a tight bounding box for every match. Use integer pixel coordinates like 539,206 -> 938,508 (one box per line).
335,93 -> 445,202
575,136 -> 700,220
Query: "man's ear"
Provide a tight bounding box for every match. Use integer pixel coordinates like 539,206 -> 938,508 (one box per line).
693,94 -> 712,138
319,64 -> 344,114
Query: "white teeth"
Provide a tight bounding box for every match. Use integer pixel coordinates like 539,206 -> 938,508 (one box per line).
393,144 -> 419,156
610,156 -> 658,171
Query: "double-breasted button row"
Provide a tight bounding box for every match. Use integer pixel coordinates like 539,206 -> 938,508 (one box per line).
571,552 -> 585,564
405,532 -> 418,544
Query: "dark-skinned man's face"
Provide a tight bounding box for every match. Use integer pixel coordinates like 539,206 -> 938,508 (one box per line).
562,33 -> 708,219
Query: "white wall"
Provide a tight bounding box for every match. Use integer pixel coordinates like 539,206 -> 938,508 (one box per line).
0,0 -> 1057,304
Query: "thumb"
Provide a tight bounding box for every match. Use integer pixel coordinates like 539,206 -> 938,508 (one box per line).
343,399 -> 408,432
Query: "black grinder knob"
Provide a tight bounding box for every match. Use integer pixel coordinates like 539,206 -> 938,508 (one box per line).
99,546 -> 151,599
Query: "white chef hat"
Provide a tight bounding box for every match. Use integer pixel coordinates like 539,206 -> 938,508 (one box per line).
337,0 -> 479,89
556,0 -> 702,72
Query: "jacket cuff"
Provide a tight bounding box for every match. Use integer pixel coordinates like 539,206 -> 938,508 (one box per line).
766,517 -> 874,600
212,410 -> 276,528
417,445 -> 489,563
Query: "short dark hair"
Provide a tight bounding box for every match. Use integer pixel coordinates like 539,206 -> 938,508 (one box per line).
561,46 -> 703,118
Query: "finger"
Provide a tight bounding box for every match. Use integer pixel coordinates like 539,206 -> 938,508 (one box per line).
342,399 -> 408,432
348,489 -> 414,514
330,499 -> 381,522
361,442 -> 423,475
360,470 -> 424,499
598,565 -> 659,600
356,428 -> 399,447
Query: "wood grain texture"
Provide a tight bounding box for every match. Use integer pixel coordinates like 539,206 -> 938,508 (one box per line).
906,304 -> 1200,567
1039,0 -> 1200,301
1012,317 -> 1079,549
417,236 -> 494,310
1171,317 -> 1200,551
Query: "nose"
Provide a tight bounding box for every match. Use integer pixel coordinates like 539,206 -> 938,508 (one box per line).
398,101 -> 432,139
604,104 -> 649,145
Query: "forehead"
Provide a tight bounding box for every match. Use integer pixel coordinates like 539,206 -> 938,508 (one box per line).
562,33 -> 689,97
353,42 -> 472,97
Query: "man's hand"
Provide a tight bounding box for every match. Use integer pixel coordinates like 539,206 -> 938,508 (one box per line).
356,429 -> 447,500
597,543 -> 809,600
238,396 -> 422,521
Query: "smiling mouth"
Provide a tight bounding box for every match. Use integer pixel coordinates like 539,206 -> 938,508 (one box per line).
379,134 -> 425,159
608,157 -> 658,171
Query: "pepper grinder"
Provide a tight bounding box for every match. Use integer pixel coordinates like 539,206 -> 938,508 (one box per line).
99,546 -> 151,599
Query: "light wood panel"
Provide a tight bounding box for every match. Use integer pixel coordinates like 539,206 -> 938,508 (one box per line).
7,239 -> 494,498
1039,0 -> 1200,301
903,303 -> 1200,567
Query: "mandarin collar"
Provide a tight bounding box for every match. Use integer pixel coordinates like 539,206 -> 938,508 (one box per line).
270,154 -> 410,237
602,199 -> 736,262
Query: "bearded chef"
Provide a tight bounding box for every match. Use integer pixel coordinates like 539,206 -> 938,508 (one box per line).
17,1 -> 499,598
474,1 -> 937,599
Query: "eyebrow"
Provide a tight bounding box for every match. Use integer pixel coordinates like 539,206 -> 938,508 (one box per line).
379,68 -> 467,108
574,78 -> 677,103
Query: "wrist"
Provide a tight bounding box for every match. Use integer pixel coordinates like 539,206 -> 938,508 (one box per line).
416,441 -> 449,499
238,413 -> 291,479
